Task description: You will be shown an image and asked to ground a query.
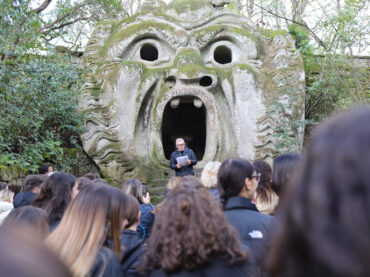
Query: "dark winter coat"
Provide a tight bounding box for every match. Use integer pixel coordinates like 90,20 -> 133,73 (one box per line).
137,203 -> 155,240
145,257 -> 256,277
88,247 -> 122,277
13,191 -> 37,208
169,147 -> 197,176
121,230 -> 146,277
49,219 -> 61,232
224,196 -> 275,277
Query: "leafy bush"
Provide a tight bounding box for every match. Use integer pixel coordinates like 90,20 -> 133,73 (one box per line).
0,55 -> 84,171
289,24 -> 369,123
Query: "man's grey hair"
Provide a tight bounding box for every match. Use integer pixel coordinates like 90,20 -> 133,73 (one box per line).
175,138 -> 184,145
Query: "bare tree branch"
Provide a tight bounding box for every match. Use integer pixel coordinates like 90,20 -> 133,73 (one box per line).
40,17 -> 90,34
252,1 -> 328,51
32,0 -> 53,14
38,0 -> 93,33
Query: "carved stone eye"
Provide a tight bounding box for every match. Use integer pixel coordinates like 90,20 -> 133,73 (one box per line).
140,43 -> 159,61
213,45 -> 232,64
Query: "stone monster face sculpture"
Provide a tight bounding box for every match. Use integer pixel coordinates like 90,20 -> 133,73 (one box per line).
80,0 -> 305,182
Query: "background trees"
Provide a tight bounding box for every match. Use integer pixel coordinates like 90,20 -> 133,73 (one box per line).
236,0 -> 369,121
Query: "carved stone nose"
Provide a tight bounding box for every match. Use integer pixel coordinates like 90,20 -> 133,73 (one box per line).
165,71 -> 217,89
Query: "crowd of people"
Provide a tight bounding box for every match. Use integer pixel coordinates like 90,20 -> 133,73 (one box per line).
0,107 -> 369,277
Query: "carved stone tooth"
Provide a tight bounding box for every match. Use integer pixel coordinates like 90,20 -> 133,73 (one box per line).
170,98 -> 180,108
193,98 -> 203,108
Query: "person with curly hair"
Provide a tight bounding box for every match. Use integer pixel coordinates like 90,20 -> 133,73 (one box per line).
268,107 -> 370,277
140,175 -> 255,276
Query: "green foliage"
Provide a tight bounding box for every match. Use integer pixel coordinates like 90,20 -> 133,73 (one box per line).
0,1 -> 43,58
0,55 -> 85,172
289,21 -> 369,123
0,1 -> 86,172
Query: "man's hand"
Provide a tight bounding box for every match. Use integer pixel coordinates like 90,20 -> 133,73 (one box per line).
185,160 -> 191,165
177,163 -> 182,168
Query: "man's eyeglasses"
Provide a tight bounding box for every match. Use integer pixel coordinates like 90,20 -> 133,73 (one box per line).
177,143 -> 185,146
251,173 -> 261,182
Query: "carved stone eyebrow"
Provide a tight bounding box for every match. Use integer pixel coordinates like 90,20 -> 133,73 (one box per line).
109,20 -> 187,49
192,25 -> 256,49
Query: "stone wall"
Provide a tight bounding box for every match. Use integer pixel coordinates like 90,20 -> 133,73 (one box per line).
0,166 -> 29,186
0,148 -> 100,187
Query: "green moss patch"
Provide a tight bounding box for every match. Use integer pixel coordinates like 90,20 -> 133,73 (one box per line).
100,22 -> 176,57
193,25 -> 257,42
258,28 -> 288,40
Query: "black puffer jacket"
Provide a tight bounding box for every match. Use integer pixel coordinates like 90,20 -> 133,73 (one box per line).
13,191 -> 37,208
121,230 -> 146,277
224,196 -> 275,277
89,247 -> 122,277
169,147 -> 197,176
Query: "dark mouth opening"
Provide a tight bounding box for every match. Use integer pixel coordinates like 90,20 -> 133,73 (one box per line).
161,96 -> 206,160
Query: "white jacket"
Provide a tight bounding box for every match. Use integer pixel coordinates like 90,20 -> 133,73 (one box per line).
0,201 -> 13,224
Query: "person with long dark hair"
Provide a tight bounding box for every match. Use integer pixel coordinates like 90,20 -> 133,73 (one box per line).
140,175 -> 255,276
32,172 -> 76,231
268,107 -> 370,277
271,153 -> 301,197
253,160 -> 279,215
218,158 -> 275,276
120,194 -> 146,277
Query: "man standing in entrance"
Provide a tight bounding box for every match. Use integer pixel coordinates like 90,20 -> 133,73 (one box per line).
170,138 -> 197,176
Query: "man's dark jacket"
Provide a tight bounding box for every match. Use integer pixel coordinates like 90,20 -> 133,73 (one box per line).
224,196 -> 275,277
13,191 -> 37,208
169,147 -> 197,176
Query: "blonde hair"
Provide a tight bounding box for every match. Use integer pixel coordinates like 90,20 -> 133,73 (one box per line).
200,161 -> 221,188
46,184 -> 127,277
0,186 -> 13,203
166,176 -> 182,190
